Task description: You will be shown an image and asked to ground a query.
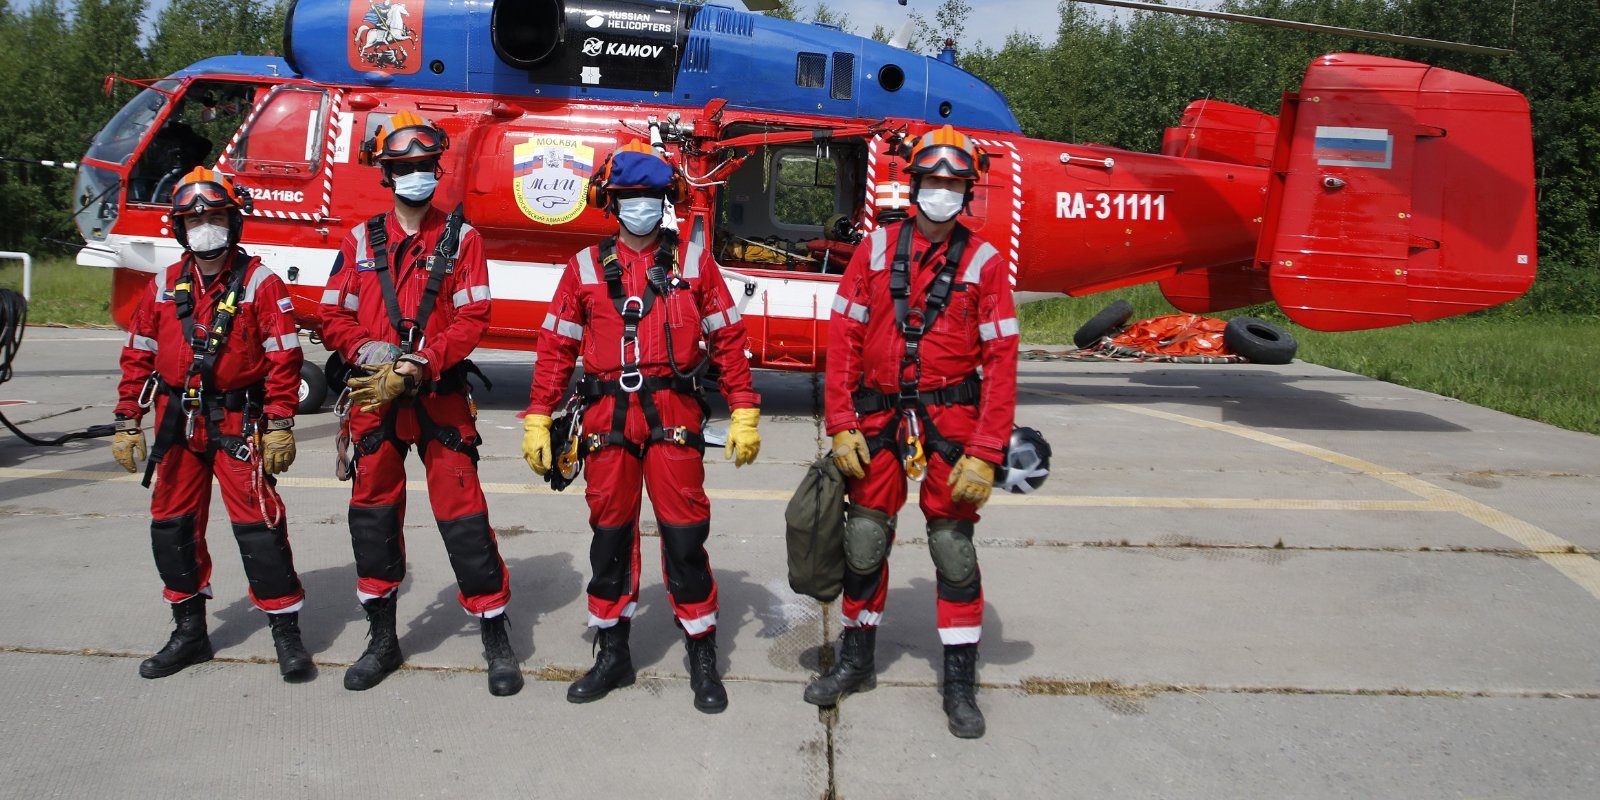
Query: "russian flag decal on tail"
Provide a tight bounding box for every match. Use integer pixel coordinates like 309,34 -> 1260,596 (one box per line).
1313,126 -> 1393,169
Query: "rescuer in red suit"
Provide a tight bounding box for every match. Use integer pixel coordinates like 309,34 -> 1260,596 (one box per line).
112,167 -> 310,682
318,110 -> 521,696
805,125 -> 1020,739
520,141 -> 762,714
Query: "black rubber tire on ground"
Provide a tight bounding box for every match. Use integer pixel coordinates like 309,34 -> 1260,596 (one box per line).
1224,316 -> 1298,364
297,360 -> 328,415
1073,299 -> 1135,349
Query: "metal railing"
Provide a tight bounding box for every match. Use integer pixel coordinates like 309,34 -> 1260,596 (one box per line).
0,251 -> 30,300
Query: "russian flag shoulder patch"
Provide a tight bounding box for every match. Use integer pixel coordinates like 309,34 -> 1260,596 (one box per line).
277,297 -> 295,314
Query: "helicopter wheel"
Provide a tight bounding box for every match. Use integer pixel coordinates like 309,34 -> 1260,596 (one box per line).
297,361 -> 328,415
1073,299 -> 1135,349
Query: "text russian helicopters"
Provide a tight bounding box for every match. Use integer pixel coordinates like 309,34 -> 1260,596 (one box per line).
71,0 -> 1537,411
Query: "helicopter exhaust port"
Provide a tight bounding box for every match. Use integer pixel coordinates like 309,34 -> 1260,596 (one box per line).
492,0 -> 564,69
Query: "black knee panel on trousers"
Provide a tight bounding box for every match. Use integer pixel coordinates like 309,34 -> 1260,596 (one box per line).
936,567 -> 983,604
350,504 -> 405,583
151,514 -> 202,596
587,524 -> 634,601
438,513 -> 503,597
233,522 -> 302,601
842,562 -> 886,604
659,521 -> 713,605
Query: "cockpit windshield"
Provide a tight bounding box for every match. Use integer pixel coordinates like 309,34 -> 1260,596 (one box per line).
83,80 -> 179,166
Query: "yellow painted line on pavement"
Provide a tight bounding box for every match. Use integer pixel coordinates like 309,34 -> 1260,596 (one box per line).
1024,387 -> 1600,601
0,466 -> 1445,513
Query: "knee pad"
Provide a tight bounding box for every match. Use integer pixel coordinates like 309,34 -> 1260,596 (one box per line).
659,520 -> 713,604
927,519 -> 977,587
843,505 -> 894,575
587,523 -> 635,601
150,513 -> 201,595
438,513 -> 504,598
349,504 -> 405,583
232,522 -> 301,601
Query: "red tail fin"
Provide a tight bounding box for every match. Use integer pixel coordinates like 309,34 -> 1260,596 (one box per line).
1261,54 -> 1537,331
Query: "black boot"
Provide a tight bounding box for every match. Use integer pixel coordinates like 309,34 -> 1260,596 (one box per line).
268,611 -> 314,682
343,595 -> 403,691
942,644 -> 986,739
480,614 -> 524,697
686,631 -> 728,714
567,619 -> 635,703
803,627 -> 876,706
139,596 -> 214,679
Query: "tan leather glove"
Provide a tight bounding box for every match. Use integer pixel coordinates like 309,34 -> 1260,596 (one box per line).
725,407 -> 761,467
346,362 -> 412,413
831,429 -> 870,479
261,429 -> 296,475
112,429 -> 147,473
522,414 -> 553,475
947,455 -> 996,508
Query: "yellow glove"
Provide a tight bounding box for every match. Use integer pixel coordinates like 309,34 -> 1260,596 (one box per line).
346,362 -> 412,413
261,429 -> 296,475
831,429 -> 869,479
112,429 -> 147,473
947,455 -> 996,509
522,414 -> 553,475
725,407 -> 761,467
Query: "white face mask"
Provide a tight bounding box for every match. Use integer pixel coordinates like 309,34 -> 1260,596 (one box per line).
916,187 -> 965,223
617,196 -> 665,236
394,171 -> 438,203
186,221 -> 230,255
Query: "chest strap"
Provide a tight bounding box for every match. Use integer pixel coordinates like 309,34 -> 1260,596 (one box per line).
366,204 -> 467,354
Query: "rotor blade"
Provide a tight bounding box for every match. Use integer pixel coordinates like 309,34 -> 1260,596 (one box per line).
741,0 -> 782,11
1070,0 -> 1514,56
888,18 -> 916,49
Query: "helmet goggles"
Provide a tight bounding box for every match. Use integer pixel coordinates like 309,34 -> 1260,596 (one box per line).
171,180 -> 243,217
379,125 -> 448,161
907,143 -> 981,180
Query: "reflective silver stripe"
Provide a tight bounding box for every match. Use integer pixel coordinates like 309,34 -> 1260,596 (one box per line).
279,333 -> 302,350
319,288 -> 341,306
543,313 -> 584,341
352,222 -> 371,262
451,284 -> 491,307
701,310 -> 730,334
262,336 -> 279,352
342,293 -> 360,312
576,249 -> 599,285
832,295 -> 869,324
682,241 -> 702,280
242,267 -> 273,303
153,268 -> 171,302
978,317 -> 1020,342
724,306 -> 742,325
963,242 -> 999,285
868,229 -> 889,272
129,333 -> 158,352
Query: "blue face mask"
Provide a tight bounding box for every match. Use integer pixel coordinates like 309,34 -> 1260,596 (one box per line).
617,196 -> 665,236
394,171 -> 438,203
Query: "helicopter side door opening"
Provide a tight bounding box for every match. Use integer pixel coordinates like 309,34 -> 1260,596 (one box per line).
713,127 -> 867,276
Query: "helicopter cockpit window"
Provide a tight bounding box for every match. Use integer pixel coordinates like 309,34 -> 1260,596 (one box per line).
124,80 -> 259,205
230,86 -> 329,177
85,81 -> 178,167
775,154 -> 836,226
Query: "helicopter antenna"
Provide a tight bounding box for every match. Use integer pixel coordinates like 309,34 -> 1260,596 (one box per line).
1071,0 -> 1514,57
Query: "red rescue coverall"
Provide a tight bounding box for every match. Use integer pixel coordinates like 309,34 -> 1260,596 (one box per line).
319,208 -> 510,616
116,249 -> 305,611
824,220 -> 1019,645
526,235 -> 758,635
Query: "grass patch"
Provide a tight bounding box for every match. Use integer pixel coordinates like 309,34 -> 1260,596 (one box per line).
1019,288 -> 1600,435
0,254 -> 114,327
1019,677 -> 1158,698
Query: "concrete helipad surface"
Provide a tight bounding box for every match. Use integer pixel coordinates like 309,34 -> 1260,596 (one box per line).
2,327 -> 1598,798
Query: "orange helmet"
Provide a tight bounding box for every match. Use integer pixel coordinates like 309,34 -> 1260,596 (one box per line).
360,109 -> 449,166
900,125 -> 989,181
587,140 -> 688,211
170,167 -> 252,217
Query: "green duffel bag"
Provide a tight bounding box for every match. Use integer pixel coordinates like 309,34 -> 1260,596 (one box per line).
785,455 -> 847,602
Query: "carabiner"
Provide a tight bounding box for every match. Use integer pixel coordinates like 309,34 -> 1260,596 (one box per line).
333,387 -> 353,418
900,411 -> 926,482
137,376 -> 159,410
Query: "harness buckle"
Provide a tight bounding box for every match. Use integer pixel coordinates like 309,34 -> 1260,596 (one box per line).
397,319 -> 421,353
617,369 -> 644,393
901,411 -> 926,482
668,426 -> 689,446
